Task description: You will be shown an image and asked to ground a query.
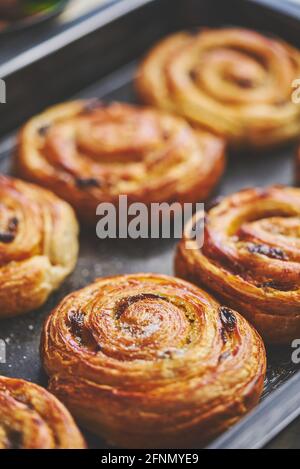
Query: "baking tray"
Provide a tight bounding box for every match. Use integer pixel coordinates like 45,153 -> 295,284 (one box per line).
0,0 -> 300,450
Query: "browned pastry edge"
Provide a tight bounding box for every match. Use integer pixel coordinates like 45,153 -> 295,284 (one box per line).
0,376 -> 86,449
42,273 -> 266,448
0,174 -> 79,318
136,28 -> 300,149
175,186 -> 300,344
16,101 -> 226,224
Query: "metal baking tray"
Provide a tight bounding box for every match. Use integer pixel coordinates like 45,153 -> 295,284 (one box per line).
0,0 -> 300,450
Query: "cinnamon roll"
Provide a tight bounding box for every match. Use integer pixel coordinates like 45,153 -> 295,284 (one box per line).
136,29 -> 300,148
0,174 -> 78,318
17,101 -> 225,223
0,376 -> 86,449
176,186 -> 300,344
42,273 -> 266,449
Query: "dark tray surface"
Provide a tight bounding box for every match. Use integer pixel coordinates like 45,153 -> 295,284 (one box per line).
2,0 -> 300,448
0,65 -> 299,448
0,0 -> 114,69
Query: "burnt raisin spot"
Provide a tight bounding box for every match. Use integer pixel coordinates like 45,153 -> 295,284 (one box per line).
68,310 -> 100,351
115,293 -> 166,320
8,217 -> 19,232
247,244 -> 287,261
38,125 -> 51,136
0,232 -> 15,243
220,306 -> 237,331
68,310 -> 85,339
260,280 -> 293,292
219,307 -> 237,344
236,77 -> 253,88
75,177 -> 101,189
189,69 -> 197,81
0,216 -> 19,244
260,281 -> 281,290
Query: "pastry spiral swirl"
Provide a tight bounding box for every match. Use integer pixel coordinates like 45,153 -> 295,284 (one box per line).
0,174 -> 78,317
0,376 -> 86,449
42,273 -> 266,448
17,101 -> 225,223
136,28 -> 300,148
176,186 -> 300,344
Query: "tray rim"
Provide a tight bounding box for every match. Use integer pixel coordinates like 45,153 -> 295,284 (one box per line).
0,0 -> 147,79
208,370 -> 300,449
1,0 -> 300,450
1,0 -> 300,80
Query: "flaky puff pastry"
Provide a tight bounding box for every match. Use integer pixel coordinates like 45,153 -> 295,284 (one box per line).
16,101 -> 225,223
0,376 -> 86,449
136,29 -> 300,149
176,186 -> 300,344
0,174 -> 79,317
42,273 -> 266,449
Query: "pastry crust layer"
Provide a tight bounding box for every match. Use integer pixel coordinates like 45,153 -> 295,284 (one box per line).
0,376 -> 86,449
42,273 -> 266,448
16,101 -> 225,223
176,186 -> 300,344
136,29 -> 300,148
0,174 -> 79,317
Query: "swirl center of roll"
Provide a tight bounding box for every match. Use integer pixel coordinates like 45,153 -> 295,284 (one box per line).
104,293 -> 192,360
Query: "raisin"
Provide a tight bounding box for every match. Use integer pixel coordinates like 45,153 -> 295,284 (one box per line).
248,244 -> 287,261
0,232 -> 15,243
219,306 -> 237,343
38,125 -> 51,136
68,310 -> 85,339
0,216 -> 19,244
68,309 -> 100,351
75,177 -> 101,189
236,77 -> 253,88
8,217 -> 18,231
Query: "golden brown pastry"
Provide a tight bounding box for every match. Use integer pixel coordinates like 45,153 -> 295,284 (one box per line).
136,28 -> 300,148
176,186 -> 300,344
42,273 -> 266,449
16,101 -> 225,223
0,174 -> 79,318
0,376 -> 86,449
